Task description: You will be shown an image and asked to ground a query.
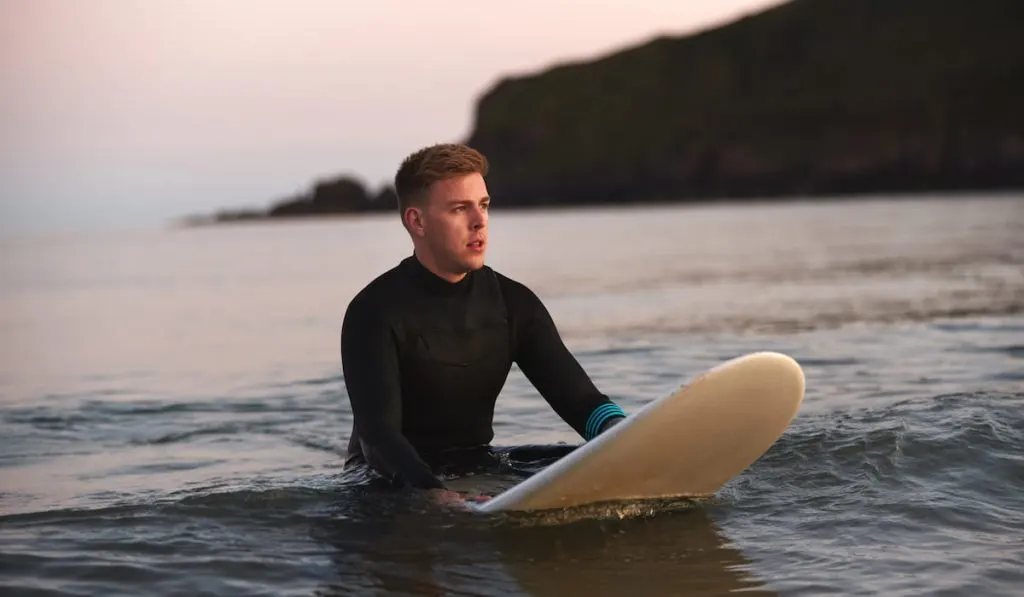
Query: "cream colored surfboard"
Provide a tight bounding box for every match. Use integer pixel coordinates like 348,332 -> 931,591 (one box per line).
477,351 -> 805,513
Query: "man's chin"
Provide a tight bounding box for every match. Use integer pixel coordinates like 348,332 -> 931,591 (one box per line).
459,255 -> 486,272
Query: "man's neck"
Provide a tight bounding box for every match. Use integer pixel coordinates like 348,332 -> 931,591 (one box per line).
412,249 -> 466,284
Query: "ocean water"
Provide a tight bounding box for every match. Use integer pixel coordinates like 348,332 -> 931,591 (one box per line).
1,193 -> 1022,596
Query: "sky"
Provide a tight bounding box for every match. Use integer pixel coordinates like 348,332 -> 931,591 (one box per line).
1,0 -> 781,233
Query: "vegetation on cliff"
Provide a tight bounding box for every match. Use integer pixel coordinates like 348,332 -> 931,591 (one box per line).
188,0 -> 1023,224
467,0 -> 1024,206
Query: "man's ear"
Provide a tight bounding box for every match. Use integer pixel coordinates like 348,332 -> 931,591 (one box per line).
403,206 -> 425,236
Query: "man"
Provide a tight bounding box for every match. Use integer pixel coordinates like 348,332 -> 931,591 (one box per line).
340,143 -> 625,499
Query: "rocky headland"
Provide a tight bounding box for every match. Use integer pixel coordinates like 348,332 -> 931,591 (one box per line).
184,0 -> 1023,225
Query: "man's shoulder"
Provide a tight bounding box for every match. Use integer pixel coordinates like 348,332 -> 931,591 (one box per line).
488,267 -> 544,308
489,266 -> 526,292
345,261 -> 407,317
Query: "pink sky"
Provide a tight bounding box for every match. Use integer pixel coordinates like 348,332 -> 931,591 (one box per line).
1,0 -> 781,231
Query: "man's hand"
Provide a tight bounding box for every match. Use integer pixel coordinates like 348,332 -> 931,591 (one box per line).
429,489 -> 465,507
428,489 -> 492,508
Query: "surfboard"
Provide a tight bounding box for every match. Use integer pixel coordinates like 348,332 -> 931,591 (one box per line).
476,351 -> 805,513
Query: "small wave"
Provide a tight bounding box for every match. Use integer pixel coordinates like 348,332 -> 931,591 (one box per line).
74,393 -> 329,418
0,479 -> 347,526
80,399 -> 224,416
564,303 -> 1024,341
3,392 -> 335,443
38,388 -> 141,402
743,391 -> 1024,513
931,320 -> 1024,334
2,411 -> 94,431
997,344 -> 1023,358
593,248 -> 1024,296
172,485 -> 338,510
130,423 -> 267,446
953,343 -> 1024,358
106,459 -> 230,476
575,345 -> 659,359
265,374 -> 343,389
286,434 -> 343,454
0,502 -> 155,526
788,357 -> 866,368
989,370 -> 1024,382
803,391 -> 1022,457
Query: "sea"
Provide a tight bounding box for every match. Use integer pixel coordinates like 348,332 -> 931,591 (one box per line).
1,193 -> 1022,597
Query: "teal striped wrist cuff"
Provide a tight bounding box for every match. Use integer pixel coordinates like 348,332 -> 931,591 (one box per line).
585,402 -> 626,440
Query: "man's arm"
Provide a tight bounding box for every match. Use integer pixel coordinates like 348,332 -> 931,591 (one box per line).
340,294 -> 444,489
505,280 -> 626,440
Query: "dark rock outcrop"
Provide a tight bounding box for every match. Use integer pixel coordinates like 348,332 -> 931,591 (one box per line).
186,176 -> 399,225
465,0 -> 1024,206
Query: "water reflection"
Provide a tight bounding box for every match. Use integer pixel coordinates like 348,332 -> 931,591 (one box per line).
310,484 -> 775,596
490,505 -> 776,597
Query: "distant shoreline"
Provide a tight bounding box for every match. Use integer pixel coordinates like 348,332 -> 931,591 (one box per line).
175,187 -> 1022,228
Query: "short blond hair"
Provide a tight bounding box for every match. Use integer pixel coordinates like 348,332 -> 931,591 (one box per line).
394,143 -> 489,212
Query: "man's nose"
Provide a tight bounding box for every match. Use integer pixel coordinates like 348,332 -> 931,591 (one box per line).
470,206 -> 487,229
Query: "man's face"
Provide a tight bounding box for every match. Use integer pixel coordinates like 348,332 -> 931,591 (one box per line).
414,173 -> 490,276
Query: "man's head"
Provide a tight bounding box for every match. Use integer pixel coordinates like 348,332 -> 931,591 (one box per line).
394,143 -> 491,282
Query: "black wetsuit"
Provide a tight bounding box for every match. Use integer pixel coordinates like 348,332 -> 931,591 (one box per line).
340,255 -> 625,489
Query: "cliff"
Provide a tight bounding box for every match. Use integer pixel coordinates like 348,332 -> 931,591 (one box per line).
466,0 -> 1024,206
187,0 -> 1023,224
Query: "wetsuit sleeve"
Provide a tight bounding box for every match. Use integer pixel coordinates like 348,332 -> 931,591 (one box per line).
503,279 -> 626,440
340,293 -> 445,489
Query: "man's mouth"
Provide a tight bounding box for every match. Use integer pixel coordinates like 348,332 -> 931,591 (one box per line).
467,239 -> 485,251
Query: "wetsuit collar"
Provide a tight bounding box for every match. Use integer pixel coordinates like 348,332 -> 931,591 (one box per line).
402,254 -> 474,295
